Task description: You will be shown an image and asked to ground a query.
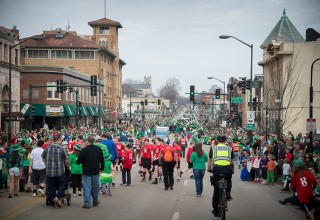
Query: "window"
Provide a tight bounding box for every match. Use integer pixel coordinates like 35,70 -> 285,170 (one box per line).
51,50 -> 72,59
28,50 -> 49,58
99,40 -> 108,48
100,27 -> 109,34
75,51 -> 94,59
47,82 -> 60,99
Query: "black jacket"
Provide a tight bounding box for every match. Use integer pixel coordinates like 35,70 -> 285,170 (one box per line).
76,144 -> 104,175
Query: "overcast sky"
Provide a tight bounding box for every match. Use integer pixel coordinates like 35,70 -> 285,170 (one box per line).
1,0 -> 319,96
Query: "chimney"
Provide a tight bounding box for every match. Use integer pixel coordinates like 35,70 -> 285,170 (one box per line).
306,28 -> 320,42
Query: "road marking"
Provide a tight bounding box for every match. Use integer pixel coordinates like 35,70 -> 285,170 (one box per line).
183,180 -> 188,186
172,212 -> 180,220
0,197 -> 42,220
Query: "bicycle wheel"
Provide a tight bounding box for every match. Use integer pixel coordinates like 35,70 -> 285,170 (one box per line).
220,190 -> 226,220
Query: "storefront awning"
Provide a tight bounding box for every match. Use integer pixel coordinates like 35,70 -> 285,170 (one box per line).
80,106 -> 89,116
87,106 -> 98,116
63,105 -> 75,116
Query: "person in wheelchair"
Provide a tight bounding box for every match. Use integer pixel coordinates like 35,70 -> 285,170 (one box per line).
207,134 -> 234,217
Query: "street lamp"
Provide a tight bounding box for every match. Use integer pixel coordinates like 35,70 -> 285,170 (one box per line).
219,35 -> 253,111
8,36 -> 43,146
309,57 -> 320,151
98,75 -> 107,129
207,76 -> 226,114
265,89 -> 279,141
129,89 -> 142,119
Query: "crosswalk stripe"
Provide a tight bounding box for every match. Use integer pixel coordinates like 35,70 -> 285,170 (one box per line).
172,212 -> 180,220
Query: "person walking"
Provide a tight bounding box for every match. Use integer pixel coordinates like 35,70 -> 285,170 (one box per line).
190,143 -> 208,197
42,134 -> 68,208
160,140 -> 178,190
7,144 -> 23,198
76,136 -> 104,209
69,144 -> 82,196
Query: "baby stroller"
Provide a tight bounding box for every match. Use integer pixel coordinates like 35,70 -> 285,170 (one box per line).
46,167 -> 71,206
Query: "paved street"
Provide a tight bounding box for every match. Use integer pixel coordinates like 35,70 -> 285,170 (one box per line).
0,144 -> 301,220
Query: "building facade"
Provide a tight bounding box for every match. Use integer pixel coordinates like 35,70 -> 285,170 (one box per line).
20,17 -> 125,113
20,66 -> 104,130
259,10 -> 320,136
0,26 -> 23,135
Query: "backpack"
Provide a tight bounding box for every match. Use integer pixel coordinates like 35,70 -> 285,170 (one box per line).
163,148 -> 173,162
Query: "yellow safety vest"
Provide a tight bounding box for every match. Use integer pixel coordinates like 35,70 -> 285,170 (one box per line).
212,143 -> 231,166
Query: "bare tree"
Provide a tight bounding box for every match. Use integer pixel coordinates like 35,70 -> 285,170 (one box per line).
157,78 -> 181,103
122,78 -> 143,97
266,51 -> 305,136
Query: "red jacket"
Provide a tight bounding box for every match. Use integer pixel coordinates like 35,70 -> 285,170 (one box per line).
123,150 -> 133,169
186,146 -> 193,163
291,170 -> 317,203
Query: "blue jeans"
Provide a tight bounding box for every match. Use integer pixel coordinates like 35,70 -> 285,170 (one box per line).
193,169 -> 205,196
233,152 -> 240,166
83,175 -> 100,207
47,174 -> 66,206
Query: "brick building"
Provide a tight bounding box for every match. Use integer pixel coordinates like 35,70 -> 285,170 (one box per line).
20,17 -> 125,113
20,66 -> 104,130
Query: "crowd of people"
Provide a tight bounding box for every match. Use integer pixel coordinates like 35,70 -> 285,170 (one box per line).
0,113 -> 319,219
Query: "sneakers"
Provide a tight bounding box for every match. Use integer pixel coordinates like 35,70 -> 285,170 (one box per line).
82,205 -> 90,209
37,188 -> 45,197
106,190 -> 112,196
14,193 -> 19,197
31,192 -> 37,197
78,191 -> 82,196
120,183 -> 127,186
170,186 -> 173,190
180,171 -> 184,176
212,209 -> 219,217
112,183 -> 115,187
177,177 -> 180,182
164,188 -> 169,191
151,180 -> 158,184
93,200 -> 100,207
149,175 -> 152,181
189,175 -> 194,179
279,200 -> 285,205
8,193 -> 12,198
53,197 -> 62,208
141,178 -> 146,182
138,170 -> 143,177
73,194 -> 76,197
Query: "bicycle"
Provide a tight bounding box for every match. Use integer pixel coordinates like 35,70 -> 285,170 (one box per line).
217,174 -> 228,220
209,172 -> 228,220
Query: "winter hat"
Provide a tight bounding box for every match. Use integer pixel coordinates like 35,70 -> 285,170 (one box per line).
12,144 -> 20,151
74,144 -> 81,151
293,159 -> 304,168
272,138 -> 278,144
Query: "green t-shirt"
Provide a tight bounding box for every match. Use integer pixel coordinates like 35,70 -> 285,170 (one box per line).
103,160 -> 113,174
69,153 -> 82,174
22,153 -> 31,167
190,152 -> 208,170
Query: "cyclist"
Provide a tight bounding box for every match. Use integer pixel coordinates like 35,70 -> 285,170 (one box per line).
207,134 -> 234,217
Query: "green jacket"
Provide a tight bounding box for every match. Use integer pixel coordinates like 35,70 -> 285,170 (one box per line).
69,153 -> 82,174
190,152 -> 208,170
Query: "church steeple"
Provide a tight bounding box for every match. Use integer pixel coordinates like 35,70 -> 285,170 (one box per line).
260,9 -> 304,48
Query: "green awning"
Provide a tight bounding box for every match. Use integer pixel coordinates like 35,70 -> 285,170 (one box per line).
20,103 -> 45,116
63,105 -> 75,116
80,106 -> 89,116
87,106 -> 98,116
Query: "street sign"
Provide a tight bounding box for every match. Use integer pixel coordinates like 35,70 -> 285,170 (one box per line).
231,97 -> 243,104
245,124 -> 256,130
307,118 -> 316,132
21,104 -> 30,114
247,119 -> 254,124
247,111 -> 255,120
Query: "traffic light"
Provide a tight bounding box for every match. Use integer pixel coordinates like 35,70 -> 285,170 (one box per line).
233,104 -> 238,117
245,79 -> 251,90
240,77 -> 246,94
57,79 -> 63,93
31,106 -> 36,116
158,99 -> 161,105
190,85 -> 195,102
215,89 -> 220,99
91,75 -> 97,96
140,101 -> 144,106
145,99 -> 148,105
79,101 -> 83,116
253,97 -> 257,110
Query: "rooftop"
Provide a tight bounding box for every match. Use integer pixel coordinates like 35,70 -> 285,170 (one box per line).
261,9 -> 305,48
88,17 -> 123,28
20,33 -> 103,49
